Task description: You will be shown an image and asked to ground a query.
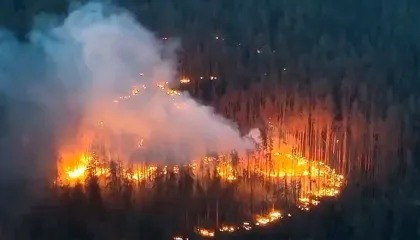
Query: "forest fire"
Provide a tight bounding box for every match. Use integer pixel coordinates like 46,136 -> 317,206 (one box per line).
56,124 -> 345,238
1,1 -> 413,239
52,77 -> 345,238
193,210 -> 284,237
65,153 -> 91,180
55,77 -> 345,238
255,210 -> 282,226
56,81 -> 184,185
58,151 -> 160,186
57,135 -> 344,198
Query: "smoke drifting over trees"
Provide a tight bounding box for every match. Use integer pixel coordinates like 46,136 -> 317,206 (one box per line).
0,1 -> 255,180
0,0 -> 419,239
0,3 -> 256,237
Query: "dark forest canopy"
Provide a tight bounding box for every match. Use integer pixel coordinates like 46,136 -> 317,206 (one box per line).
1,0 -> 420,98
0,1 -> 420,239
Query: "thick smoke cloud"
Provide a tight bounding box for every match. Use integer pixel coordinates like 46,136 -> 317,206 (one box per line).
0,1 -> 256,176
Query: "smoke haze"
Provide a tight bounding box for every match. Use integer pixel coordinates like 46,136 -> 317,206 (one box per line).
0,1 -> 256,181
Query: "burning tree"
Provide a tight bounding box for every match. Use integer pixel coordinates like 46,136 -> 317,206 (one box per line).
2,1 -> 419,239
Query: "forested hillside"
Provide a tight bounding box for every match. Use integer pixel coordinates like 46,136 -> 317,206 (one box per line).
2,0 -> 420,98
1,0 -> 420,239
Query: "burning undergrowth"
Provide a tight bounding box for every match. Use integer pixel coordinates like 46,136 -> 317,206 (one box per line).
0,1 -> 346,239
0,1 -> 255,179
49,2 -> 256,165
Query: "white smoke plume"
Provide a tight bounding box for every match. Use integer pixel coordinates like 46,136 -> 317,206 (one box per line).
0,1 -> 257,173
246,128 -> 263,146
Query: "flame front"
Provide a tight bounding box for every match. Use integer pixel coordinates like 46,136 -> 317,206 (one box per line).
66,153 -> 91,179
55,76 -> 346,238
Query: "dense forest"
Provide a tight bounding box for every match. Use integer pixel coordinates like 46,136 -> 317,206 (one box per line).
1,0 -> 420,239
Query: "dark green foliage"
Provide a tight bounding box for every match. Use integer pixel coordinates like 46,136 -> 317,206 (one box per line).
1,0 -> 420,239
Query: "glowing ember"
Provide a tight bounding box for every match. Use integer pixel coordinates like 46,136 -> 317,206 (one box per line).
268,210 -> 282,220
131,87 -> 141,95
255,216 -> 270,226
180,78 -> 190,84
195,227 -> 215,238
219,225 -> 237,233
255,210 -> 282,226
172,237 -> 188,240
242,222 -> 252,231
